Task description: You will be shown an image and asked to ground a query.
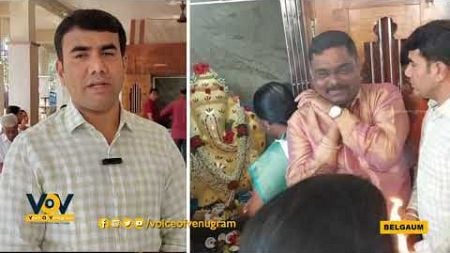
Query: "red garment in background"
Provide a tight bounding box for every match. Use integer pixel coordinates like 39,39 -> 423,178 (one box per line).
160,95 -> 186,140
143,98 -> 160,123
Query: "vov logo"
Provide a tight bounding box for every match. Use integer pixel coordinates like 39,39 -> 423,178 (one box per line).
24,193 -> 75,223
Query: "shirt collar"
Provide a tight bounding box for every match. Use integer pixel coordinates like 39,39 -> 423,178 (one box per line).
428,98 -> 450,118
119,107 -> 135,132
1,133 -> 10,144
64,100 -> 134,134
349,89 -> 362,109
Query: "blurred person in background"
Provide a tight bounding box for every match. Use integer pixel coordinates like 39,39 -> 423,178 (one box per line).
160,88 -> 187,160
18,109 -> 29,131
143,88 -> 161,123
0,114 -> 19,172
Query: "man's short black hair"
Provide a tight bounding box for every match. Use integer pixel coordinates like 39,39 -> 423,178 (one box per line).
150,88 -> 159,93
6,105 -> 20,115
54,9 -> 127,61
401,20 -> 450,66
309,30 -> 358,62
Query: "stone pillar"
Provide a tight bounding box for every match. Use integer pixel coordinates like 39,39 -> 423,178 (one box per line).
0,17 -> 9,115
8,0 -> 39,125
0,63 -> 4,115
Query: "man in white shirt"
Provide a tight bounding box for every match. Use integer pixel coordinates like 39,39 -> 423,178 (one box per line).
0,9 -> 186,251
403,19 -> 450,253
0,113 -> 19,172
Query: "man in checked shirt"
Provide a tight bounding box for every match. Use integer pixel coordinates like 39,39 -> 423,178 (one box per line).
0,9 -> 186,251
403,20 -> 450,253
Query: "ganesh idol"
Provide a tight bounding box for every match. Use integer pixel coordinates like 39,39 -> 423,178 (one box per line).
190,63 -> 265,209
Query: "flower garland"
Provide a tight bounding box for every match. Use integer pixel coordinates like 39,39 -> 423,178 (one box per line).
204,230 -> 240,252
191,104 -> 250,191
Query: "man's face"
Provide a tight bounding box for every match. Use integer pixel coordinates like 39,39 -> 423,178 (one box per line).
310,46 -> 361,107
3,126 -> 18,142
150,91 -> 159,100
404,49 -> 437,99
56,28 -> 125,113
18,111 -> 28,123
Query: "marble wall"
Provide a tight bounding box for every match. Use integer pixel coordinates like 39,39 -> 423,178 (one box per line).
190,0 -> 290,107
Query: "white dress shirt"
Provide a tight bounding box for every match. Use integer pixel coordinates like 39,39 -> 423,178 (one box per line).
411,99 -> 450,253
0,133 -> 12,163
0,101 -> 186,251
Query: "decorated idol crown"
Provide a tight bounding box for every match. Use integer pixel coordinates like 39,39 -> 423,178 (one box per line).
191,63 -> 229,98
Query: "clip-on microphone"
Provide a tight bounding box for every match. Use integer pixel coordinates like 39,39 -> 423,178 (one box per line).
102,157 -> 123,165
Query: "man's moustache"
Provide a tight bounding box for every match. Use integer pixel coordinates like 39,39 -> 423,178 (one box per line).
327,86 -> 348,92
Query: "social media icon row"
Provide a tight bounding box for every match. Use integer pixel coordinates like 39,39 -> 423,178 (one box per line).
98,217 -> 146,229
